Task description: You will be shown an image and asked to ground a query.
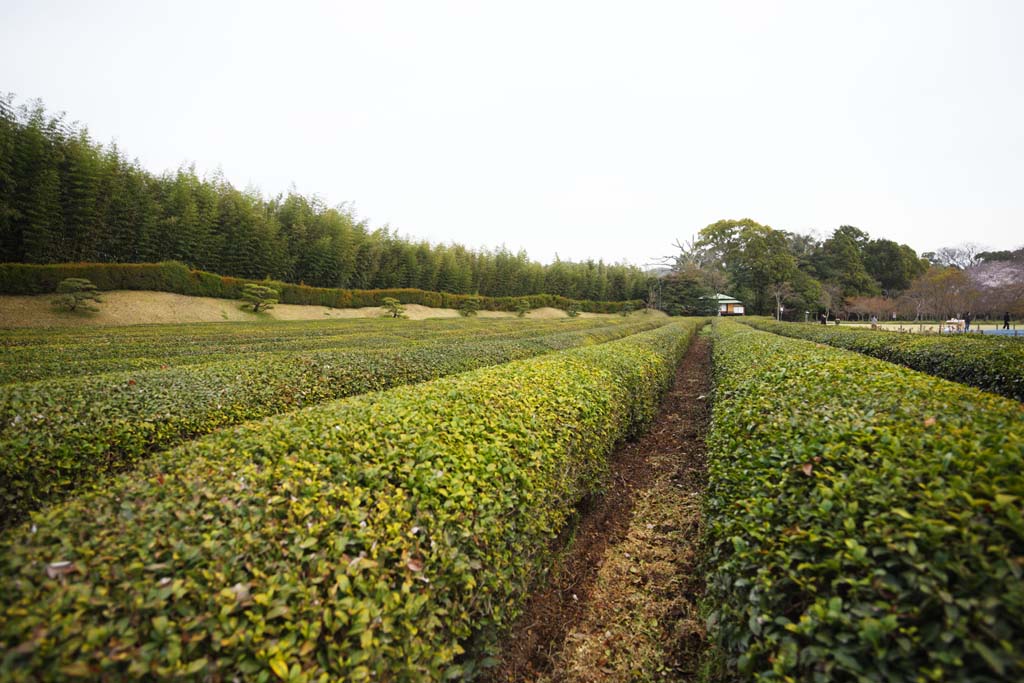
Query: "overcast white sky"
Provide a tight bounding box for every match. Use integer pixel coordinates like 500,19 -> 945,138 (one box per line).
3,0 -> 1022,266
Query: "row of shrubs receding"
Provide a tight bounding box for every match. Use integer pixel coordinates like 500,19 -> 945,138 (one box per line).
741,317 -> 1024,402
703,321 -> 1024,681
0,261 -> 645,313
1,317 -> 623,384
0,318 -> 666,527
0,320 -> 699,681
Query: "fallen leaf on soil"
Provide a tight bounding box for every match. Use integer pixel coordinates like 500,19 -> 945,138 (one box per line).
46,561 -> 77,579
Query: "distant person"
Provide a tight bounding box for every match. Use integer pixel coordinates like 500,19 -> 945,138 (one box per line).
820,313 -> 827,325
871,315 -> 878,330
964,312 -> 972,332
1005,312 -> 1012,330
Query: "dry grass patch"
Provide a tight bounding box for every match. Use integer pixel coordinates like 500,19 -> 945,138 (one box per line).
0,292 -> 652,328
540,461 -> 705,683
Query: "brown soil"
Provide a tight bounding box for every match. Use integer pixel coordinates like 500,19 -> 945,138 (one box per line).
487,332 -> 712,682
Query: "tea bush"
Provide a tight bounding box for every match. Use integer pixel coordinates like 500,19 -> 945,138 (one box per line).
0,318 -> 666,525
0,321 -> 699,681
741,317 -> 1024,402
704,321 -> 1024,682
0,317 -> 618,384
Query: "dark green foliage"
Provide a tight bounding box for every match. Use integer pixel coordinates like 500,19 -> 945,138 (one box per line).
458,296 -> 481,317
863,238 -> 928,292
0,96 -> 653,301
0,262 -> 645,314
694,219 -> 798,315
659,269 -> 716,316
50,277 -> 101,312
0,317 -> 620,384
813,225 -> 880,298
515,298 -> 530,317
0,317 -> 666,524
240,282 -> 279,312
672,220 -> 931,319
620,302 -> 634,316
0,321 -> 699,680
704,321 -> 1024,682
566,302 -> 580,317
741,317 -> 1024,401
381,297 -> 406,318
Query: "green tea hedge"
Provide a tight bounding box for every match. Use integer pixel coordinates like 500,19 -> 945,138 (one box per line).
0,320 -> 699,681
0,318 -> 665,526
704,321 -> 1024,681
741,317 -> 1024,402
0,261 -> 644,314
0,317 -> 618,384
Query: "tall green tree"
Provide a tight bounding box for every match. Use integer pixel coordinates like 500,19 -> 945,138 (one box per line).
814,226 -> 880,298
863,239 -> 927,293
695,219 -> 797,315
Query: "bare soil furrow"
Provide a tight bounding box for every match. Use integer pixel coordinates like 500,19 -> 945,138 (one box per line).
488,331 -> 712,682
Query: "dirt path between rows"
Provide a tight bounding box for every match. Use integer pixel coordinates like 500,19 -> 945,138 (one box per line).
487,332 -> 712,682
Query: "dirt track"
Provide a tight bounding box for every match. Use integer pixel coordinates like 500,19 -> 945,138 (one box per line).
487,331 -> 712,682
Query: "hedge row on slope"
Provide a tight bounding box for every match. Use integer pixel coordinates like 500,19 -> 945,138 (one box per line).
1,318 -> 618,384
0,318 -> 665,526
0,320 -> 699,681
0,261 -> 644,313
704,321 -> 1024,682
741,317 -> 1024,402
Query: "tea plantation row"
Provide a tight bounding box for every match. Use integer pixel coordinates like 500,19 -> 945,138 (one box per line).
1,318 -> 623,384
704,321 -> 1024,682
0,318 -> 665,526
0,320 -> 700,681
741,318 -> 1024,402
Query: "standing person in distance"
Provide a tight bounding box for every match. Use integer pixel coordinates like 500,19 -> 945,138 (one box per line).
1005,312 -> 1011,330
964,311 -> 972,332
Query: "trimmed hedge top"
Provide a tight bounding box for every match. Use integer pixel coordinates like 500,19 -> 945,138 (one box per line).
0,320 -> 699,681
0,318 -> 665,527
0,317 -> 623,384
741,317 -> 1024,402
703,320 -> 1024,682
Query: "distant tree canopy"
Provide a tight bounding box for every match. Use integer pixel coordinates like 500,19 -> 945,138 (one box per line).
0,95 -> 650,301
661,218 -> 1024,319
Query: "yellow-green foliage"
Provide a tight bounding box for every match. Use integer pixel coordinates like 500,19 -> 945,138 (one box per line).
0,317 -> 621,384
0,320 -> 700,681
0,318 -> 665,526
742,317 -> 1024,401
50,277 -> 102,312
703,321 -> 1024,681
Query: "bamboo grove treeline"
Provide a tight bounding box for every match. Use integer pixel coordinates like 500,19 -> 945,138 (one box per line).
0,95 -> 649,301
